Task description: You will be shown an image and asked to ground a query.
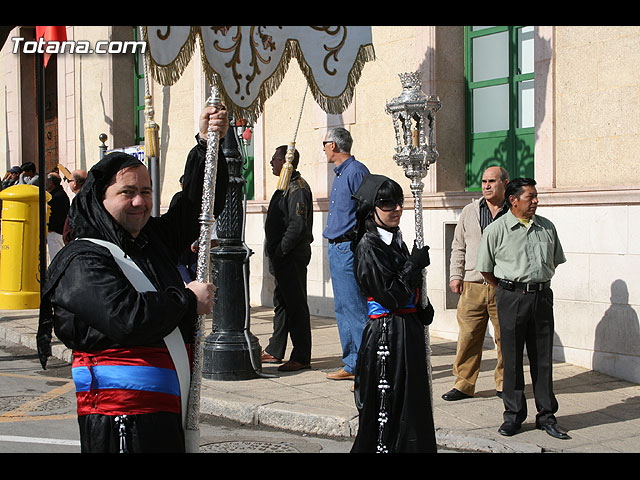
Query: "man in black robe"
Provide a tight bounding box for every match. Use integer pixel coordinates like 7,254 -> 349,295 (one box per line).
37,105 -> 229,453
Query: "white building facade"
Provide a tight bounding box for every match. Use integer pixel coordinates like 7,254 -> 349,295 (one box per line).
1,26 -> 638,383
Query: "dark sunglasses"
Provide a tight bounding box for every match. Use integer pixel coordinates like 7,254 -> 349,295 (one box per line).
376,198 -> 403,212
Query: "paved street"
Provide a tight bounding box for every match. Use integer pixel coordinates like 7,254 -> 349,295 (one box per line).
0,338 -> 79,452
2,307 -> 640,453
0,338 -> 355,453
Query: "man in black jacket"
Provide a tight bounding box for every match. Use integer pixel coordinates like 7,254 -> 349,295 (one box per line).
262,145 -> 314,372
37,104 -> 229,453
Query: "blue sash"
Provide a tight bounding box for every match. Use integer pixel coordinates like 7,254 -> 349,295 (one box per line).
72,365 -> 180,397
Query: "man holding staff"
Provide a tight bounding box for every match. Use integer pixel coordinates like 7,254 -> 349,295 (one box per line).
37,105 -> 229,453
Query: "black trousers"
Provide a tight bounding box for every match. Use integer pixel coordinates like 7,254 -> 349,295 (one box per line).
495,286 -> 558,427
265,253 -> 312,364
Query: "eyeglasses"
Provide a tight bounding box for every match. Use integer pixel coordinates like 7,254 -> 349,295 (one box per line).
322,140 -> 334,147
376,199 -> 403,212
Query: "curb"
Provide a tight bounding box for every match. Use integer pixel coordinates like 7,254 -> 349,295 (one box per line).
435,429 -> 542,453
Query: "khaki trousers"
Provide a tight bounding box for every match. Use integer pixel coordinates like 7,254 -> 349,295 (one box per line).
452,281 -> 503,395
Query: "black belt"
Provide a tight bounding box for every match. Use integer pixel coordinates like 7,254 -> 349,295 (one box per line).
498,279 -> 550,293
328,234 -> 354,244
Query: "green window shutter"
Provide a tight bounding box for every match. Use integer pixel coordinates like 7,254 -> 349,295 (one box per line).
465,26 -> 535,191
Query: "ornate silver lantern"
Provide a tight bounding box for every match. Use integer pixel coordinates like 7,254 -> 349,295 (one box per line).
385,71 -> 441,400
386,71 -> 441,248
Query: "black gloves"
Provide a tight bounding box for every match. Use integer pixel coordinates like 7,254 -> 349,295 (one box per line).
408,243 -> 430,269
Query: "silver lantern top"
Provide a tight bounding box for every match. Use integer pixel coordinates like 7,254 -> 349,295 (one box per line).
385,72 -> 441,181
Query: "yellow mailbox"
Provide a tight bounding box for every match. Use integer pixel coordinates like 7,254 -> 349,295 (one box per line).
0,184 -> 51,309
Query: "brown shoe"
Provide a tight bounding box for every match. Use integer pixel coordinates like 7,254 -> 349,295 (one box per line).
278,360 -> 311,372
326,368 -> 355,380
261,351 -> 281,364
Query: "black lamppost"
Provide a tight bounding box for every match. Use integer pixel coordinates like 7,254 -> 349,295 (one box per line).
202,116 -> 261,380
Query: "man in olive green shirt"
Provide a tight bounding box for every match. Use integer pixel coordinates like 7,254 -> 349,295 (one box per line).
476,178 -> 570,440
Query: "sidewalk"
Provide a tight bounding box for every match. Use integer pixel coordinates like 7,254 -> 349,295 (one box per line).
1,306 -> 639,453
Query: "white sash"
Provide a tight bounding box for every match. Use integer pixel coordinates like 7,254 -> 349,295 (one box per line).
80,238 -> 190,430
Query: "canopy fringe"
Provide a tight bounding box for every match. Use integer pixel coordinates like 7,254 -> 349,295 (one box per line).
292,41 -> 376,116
142,26 -> 199,87
143,27 -> 376,123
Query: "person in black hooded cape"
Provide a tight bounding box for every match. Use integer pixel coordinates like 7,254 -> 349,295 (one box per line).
350,173 -> 437,453
36,105 -> 229,453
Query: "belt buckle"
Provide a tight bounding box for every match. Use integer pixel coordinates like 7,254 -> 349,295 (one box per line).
499,279 -> 515,291
525,283 -> 538,293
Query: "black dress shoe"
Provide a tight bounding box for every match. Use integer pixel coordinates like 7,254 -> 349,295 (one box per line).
277,360 -> 311,372
442,388 -> 472,401
498,422 -> 520,436
536,422 -> 571,440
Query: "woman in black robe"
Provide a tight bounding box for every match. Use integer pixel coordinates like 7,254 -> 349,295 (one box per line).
350,174 -> 437,453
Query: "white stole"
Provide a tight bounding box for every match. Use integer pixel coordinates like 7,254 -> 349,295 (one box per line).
80,238 -> 190,430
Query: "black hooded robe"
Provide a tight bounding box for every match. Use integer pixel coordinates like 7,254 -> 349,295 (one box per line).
37,139 -> 227,453
350,174 -> 437,453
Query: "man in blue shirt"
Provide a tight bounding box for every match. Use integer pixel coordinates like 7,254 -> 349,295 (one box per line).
322,127 -> 370,381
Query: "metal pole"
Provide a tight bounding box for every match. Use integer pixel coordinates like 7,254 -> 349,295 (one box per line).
138,26 -> 161,217
149,155 -> 160,217
184,87 -> 222,453
409,177 -> 433,405
36,51 -> 46,299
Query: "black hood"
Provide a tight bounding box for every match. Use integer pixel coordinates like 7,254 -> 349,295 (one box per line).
69,151 -> 145,248
351,173 -> 391,246
37,152 -> 145,369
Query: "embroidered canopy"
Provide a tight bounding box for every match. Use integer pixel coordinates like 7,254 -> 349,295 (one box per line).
142,26 -> 375,122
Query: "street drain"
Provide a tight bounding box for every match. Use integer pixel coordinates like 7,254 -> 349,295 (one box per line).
200,441 -> 300,453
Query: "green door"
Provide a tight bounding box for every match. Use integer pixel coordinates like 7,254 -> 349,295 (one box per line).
465,26 -> 535,191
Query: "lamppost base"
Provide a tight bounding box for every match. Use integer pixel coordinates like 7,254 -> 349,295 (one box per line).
202,330 -> 262,381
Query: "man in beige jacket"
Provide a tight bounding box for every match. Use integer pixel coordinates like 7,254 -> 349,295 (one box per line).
443,166 -> 509,401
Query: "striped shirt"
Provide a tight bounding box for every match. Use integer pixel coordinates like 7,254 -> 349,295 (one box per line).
479,198 -> 510,232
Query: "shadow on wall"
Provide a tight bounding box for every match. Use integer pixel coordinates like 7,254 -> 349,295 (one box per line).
593,279 -> 640,383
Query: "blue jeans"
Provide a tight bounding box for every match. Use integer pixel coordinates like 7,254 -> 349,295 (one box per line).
328,241 -> 369,374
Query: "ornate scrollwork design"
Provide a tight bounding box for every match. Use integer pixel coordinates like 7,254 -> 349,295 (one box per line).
143,26 -> 375,122
310,26 -> 346,76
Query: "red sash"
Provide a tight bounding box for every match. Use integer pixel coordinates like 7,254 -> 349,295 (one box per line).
72,347 -> 183,417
